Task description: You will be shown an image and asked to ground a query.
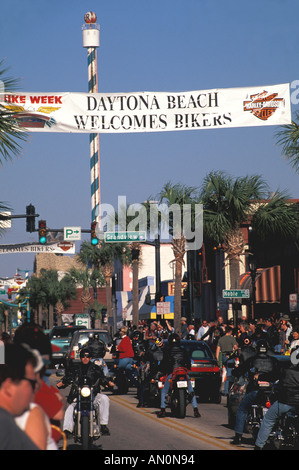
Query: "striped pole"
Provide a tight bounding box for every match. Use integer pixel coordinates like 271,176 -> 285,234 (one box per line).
82,13 -> 100,227
88,47 -> 100,224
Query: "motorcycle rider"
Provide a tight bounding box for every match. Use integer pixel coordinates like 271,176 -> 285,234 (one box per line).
86,333 -> 109,376
230,339 -> 279,445
255,346 -> 299,450
158,333 -> 200,418
115,327 -> 139,388
137,338 -> 165,407
57,347 -> 114,436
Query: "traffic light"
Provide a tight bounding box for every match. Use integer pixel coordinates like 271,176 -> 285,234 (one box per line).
26,204 -> 35,232
91,221 -> 98,245
38,220 -> 47,244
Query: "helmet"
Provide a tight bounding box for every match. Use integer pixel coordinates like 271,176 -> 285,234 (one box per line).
80,347 -> 91,359
256,339 -> 268,354
168,333 -> 180,345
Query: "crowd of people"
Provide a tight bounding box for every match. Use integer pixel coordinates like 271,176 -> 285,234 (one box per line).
122,312 -> 299,358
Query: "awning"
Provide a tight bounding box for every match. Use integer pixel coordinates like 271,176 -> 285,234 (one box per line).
240,265 -> 281,303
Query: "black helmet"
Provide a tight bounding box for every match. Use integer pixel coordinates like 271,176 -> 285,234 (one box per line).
80,347 -> 91,358
256,339 -> 268,354
168,333 -> 180,345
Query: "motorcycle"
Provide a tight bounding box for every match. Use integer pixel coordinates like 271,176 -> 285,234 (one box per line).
269,407 -> 299,450
163,367 -> 192,419
143,372 -> 164,406
72,376 -> 101,450
111,358 -> 139,394
246,380 -> 276,440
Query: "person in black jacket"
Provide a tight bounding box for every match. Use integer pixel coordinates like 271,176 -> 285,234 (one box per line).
255,346 -> 299,449
157,333 -> 200,418
86,333 -> 109,376
57,348 -> 114,436
230,339 -> 279,445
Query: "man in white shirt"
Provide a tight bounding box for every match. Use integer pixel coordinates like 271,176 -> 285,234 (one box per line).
196,320 -> 210,341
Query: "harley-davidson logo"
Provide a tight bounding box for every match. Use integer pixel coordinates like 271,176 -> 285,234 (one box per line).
243,90 -> 285,121
57,242 -> 74,252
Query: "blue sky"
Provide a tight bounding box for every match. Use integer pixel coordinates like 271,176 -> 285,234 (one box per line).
0,0 -> 298,279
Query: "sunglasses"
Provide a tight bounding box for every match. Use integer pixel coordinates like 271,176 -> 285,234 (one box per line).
81,354 -> 91,358
21,377 -> 38,391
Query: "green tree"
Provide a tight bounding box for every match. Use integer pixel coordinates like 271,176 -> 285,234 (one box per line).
157,182 -> 198,334
19,269 -> 77,327
77,241 -> 130,324
199,171 -> 299,291
67,266 -> 104,314
0,60 -> 27,163
275,112 -> 299,174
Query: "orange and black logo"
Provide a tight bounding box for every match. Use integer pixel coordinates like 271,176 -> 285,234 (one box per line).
243,90 -> 285,121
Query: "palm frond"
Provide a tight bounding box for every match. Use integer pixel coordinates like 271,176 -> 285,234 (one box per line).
0,59 -> 28,164
275,112 -> 299,174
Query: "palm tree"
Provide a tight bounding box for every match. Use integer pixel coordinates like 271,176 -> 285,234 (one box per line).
199,171 -> 299,290
157,182 -> 198,334
19,269 -> 77,327
0,60 -> 27,163
67,266 -> 104,314
0,201 -> 12,238
275,112 -> 299,174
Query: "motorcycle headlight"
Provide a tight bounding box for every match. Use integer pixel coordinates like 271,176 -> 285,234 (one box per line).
81,386 -> 91,397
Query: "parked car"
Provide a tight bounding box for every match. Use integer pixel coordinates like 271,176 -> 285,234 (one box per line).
64,329 -> 113,370
49,325 -> 87,367
163,340 -> 222,403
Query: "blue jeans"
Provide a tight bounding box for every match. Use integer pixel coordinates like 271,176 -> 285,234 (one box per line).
234,390 -> 258,435
223,355 -> 234,395
160,373 -> 198,409
255,401 -> 294,448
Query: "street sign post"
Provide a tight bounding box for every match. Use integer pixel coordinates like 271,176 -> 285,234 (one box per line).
222,289 -> 250,299
156,301 -> 171,315
104,231 -> 146,242
64,226 -> 81,241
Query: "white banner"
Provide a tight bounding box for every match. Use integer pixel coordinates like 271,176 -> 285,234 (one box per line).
1,83 -> 291,133
0,241 -> 75,255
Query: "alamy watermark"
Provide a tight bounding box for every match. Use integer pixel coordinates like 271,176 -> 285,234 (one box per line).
99,196 -> 203,250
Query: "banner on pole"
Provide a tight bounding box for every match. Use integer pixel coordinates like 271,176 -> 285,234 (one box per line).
0,241 -> 75,255
1,84 -> 291,134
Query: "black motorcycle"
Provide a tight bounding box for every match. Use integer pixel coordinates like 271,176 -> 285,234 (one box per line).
269,407 -> 299,450
246,380 -> 276,440
144,372 -> 164,406
72,376 -> 101,450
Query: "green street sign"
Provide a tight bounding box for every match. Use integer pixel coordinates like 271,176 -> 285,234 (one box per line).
222,289 -> 250,299
0,290 -> 6,295
104,231 -> 146,243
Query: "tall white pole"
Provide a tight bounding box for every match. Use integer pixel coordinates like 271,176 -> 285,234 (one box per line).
82,12 -> 100,226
